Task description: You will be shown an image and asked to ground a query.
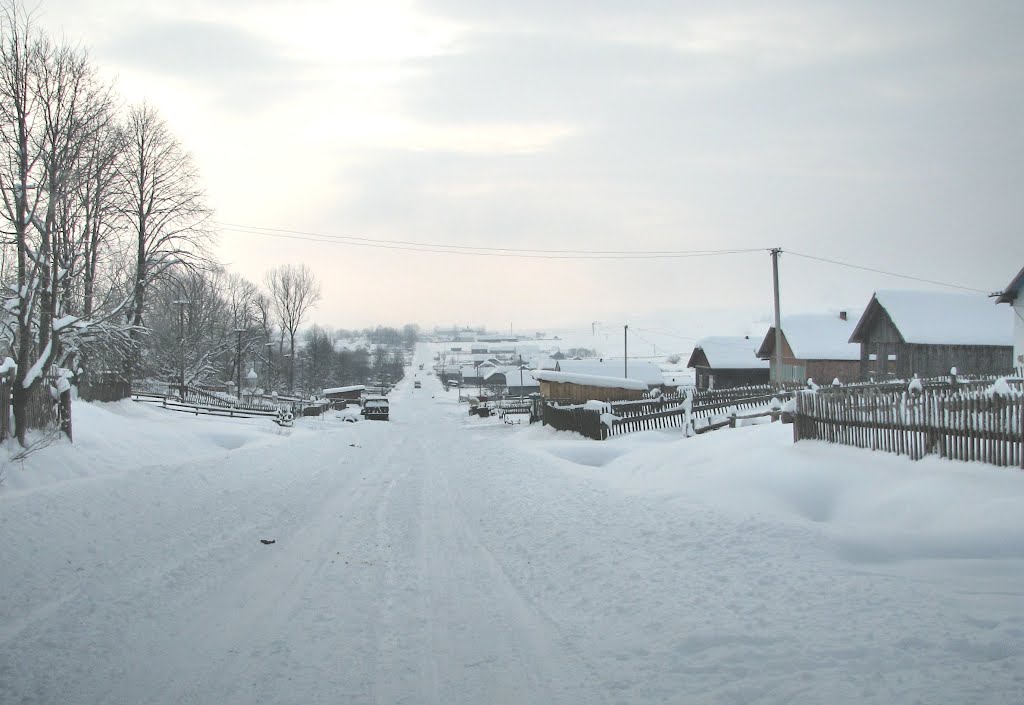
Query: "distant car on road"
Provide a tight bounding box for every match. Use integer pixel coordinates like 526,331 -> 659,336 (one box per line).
414,381 -> 422,389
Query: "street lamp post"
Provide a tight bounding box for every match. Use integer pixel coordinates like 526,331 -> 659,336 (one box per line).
265,341 -> 274,392
283,353 -> 293,395
173,300 -> 189,397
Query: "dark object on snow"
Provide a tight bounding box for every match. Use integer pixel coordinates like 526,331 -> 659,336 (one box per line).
260,539 -> 276,545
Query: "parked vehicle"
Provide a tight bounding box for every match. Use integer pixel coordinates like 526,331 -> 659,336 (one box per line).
362,396 -> 390,420
414,381 -> 422,389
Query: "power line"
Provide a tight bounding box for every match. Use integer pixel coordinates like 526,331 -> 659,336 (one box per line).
216,221 -> 765,260
786,250 -> 988,294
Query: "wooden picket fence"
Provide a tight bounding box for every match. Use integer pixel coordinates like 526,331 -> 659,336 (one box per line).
793,386 -> 1024,468
78,371 -> 132,402
542,385 -> 792,440
0,370 -> 72,442
606,393 -> 788,438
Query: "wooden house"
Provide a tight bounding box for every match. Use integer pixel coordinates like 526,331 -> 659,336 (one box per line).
687,336 -> 769,390
757,311 -> 861,384
848,290 -> 1013,379
995,266 -> 1024,375
534,370 -> 647,403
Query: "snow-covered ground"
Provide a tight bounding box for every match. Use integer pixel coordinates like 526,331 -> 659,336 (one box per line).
2,343 -> 1022,704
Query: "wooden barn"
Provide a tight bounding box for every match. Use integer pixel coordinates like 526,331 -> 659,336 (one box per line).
554,358 -> 665,391
322,384 -> 365,408
849,290 -> 1014,379
757,311 -> 861,384
687,336 -> 769,391
533,370 -> 647,403
995,265 -> 1024,375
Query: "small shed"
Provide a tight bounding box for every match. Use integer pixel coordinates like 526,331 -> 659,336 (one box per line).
995,265 -> 1024,375
533,370 -> 648,403
757,311 -> 861,384
687,336 -> 769,390
849,290 -> 1013,379
323,384 -> 366,407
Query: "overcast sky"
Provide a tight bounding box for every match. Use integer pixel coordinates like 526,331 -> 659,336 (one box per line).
37,0 -> 1024,335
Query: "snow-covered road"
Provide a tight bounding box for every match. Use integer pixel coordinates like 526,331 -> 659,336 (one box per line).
3,344 -> 1023,704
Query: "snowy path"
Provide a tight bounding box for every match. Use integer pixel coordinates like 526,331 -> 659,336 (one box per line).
2,344 -> 1023,704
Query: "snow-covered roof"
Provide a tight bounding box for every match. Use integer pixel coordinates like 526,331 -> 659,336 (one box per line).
529,356 -> 558,370
758,312 -> 861,361
533,370 -> 649,391
852,290 -> 1014,346
555,359 -> 663,386
323,385 -> 365,395
481,366 -> 506,381
489,367 -> 538,386
509,370 -> 539,387
688,337 -> 767,369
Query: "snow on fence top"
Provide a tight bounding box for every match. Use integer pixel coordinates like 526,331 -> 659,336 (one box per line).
533,370 -> 649,391
323,385 -> 366,395
863,290 -> 1014,346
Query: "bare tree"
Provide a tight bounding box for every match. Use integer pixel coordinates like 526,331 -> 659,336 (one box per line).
264,263 -> 321,393
0,1 -> 44,443
0,3 -> 127,443
119,101 -> 210,382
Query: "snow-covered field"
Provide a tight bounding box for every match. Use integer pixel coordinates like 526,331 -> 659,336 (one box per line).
2,343 -> 1022,704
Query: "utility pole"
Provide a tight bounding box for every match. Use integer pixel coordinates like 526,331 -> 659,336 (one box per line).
771,248 -> 784,389
518,349 -> 524,402
624,324 -> 629,378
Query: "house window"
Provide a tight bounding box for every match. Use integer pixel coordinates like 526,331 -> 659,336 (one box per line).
887,354 -> 897,361
868,354 -> 877,361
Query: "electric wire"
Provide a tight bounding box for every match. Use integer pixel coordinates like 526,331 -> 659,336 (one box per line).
216,221 -> 764,260
217,221 -> 992,295
785,250 -> 988,294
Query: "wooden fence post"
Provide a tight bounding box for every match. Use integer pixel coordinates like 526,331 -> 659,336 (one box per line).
0,372 -> 10,442
58,388 -> 72,442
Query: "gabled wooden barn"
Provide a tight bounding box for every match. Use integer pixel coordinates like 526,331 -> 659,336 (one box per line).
757,311 -> 861,384
848,290 -> 1013,379
687,336 -> 769,391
